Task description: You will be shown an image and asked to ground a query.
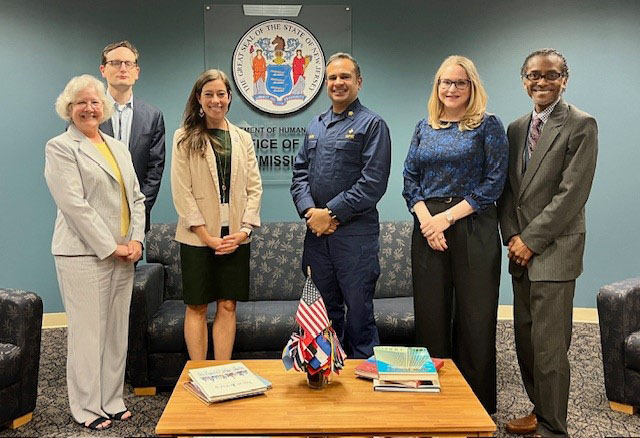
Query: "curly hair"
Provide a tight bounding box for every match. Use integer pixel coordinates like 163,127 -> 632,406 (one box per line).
55,74 -> 113,123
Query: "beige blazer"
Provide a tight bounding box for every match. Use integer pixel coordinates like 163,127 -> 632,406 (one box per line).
171,120 -> 262,246
498,98 -> 598,281
44,124 -> 146,260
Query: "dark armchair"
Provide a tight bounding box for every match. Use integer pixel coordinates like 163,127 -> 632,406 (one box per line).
0,288 -> 43,429
597,277 -> 640,414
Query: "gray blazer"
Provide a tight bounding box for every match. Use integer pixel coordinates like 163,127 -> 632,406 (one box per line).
498,98 -> 598,281
44,124 -> 146,260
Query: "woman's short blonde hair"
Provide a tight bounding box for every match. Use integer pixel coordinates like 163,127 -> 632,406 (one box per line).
427,55 -> 487,131
55,74 -> 113,123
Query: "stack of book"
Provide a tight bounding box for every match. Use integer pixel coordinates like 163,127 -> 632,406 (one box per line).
185,362 -> 272,404
355,346 -> 442,393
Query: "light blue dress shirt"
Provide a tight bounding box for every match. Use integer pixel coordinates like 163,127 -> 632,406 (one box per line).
107,93 -> 134,147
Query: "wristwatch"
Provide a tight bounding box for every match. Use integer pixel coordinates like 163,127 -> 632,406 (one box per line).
445,209 -> 456,225
326,208 -> 338,221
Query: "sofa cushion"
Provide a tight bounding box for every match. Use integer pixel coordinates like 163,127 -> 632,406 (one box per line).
625,331 -> 640,372
0,343 -> 21,388
373,297 -> 414,345
148,300 -> 187,354
376,222 -> 413,299
249,222 -> 306,301
148,299 -> 300,355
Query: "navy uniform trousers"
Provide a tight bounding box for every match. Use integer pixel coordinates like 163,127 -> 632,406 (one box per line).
302,230 -> 380,359
411,198 -> 500,414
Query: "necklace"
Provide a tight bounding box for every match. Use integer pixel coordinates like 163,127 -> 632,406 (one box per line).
213,121 -> 231,203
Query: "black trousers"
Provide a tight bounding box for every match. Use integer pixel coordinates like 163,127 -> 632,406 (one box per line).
411,199 -> 500,414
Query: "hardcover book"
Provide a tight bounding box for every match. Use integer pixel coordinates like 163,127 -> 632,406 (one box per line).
187,362 -> 269,403
373,346 -> 439,381
373,378 -> 441,393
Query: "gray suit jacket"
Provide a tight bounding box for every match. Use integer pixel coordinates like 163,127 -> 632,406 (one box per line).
498,98 -> 598,281
100,97 -> 165,233
44,124 -> 146,260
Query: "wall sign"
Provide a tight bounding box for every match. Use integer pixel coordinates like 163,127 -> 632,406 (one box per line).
232,19 -> 325,115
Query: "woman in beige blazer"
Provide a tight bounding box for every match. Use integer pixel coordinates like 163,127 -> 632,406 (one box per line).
44,75 -> 145,431
171,69 -> 262,361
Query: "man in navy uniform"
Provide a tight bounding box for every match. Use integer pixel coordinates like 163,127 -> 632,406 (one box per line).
99,40 -> 165,235
291,52 -> 391,358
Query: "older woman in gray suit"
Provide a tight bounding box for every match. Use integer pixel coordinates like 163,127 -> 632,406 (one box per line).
44,74 -> 145,431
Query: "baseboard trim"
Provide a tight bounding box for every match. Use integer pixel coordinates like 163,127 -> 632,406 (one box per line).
42,312 -> 67,329
42,305 -> 599,329
497,306 -> 597,323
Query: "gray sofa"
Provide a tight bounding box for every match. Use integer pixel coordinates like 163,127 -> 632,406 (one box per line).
126,221 -> 415,393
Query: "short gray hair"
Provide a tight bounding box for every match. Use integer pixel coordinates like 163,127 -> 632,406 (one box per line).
326,52 -> 361,78
55,74 -> 113,123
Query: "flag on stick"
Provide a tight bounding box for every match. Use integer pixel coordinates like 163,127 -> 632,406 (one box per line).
295,275 -> 330,342
282,269 -> 346,377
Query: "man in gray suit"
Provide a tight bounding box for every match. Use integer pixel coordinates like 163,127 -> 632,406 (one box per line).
100,40 -> 165,234
498,48 -> 598,437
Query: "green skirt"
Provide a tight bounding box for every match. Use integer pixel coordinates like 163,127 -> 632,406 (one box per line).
180,241 -> 250,305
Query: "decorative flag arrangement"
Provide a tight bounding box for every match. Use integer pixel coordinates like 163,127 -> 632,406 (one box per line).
282,271 -> 346,378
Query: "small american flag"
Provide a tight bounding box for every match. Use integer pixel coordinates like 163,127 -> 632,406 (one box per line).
295,274 -> 330,339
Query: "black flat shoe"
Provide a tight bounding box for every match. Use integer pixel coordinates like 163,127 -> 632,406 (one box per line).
82,417 -> 112,430
108,410 -> 132,421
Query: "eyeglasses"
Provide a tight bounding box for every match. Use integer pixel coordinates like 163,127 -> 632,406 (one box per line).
438,79 -> 471,90
105,60 -> 137,69
73,100 -> 103,109
523,71 -> 564,81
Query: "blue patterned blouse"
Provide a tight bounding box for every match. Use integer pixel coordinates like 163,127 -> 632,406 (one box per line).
402,114 -> 508,213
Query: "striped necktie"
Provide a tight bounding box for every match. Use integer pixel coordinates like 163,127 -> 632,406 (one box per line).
527,116 -> 543,159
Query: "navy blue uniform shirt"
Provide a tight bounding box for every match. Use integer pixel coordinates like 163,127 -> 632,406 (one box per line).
291,99 -> 391,235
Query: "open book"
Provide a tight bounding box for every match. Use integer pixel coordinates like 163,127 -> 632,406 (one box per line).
373,346 -> 439,382
355,355 -> 443,380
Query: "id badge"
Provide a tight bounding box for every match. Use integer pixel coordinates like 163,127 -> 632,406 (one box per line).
220,203 -> 230,227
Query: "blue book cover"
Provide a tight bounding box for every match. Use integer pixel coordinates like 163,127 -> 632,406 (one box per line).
373,346 -> 438,381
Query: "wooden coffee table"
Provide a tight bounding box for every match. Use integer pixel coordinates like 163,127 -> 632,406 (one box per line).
156,359 -> 495,437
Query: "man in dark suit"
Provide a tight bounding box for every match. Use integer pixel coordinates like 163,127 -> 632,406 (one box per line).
99,40 -> 165,234
498,48 -> 598,437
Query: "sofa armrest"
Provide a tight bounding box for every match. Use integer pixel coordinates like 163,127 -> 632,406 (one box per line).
126,263 -> 165,387
0,288 -> 43,415
597,277 -> 640,402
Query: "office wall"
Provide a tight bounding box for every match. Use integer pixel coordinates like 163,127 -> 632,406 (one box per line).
0,0 -> 637,312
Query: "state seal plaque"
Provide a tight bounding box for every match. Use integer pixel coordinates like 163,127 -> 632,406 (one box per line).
232,19 -> 325,115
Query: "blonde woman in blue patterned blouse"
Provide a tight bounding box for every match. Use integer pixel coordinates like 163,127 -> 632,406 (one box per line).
402,55 -> 508,415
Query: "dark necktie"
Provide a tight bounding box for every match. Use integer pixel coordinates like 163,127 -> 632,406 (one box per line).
117,108 -> 124,141
527,116 -> 543,159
